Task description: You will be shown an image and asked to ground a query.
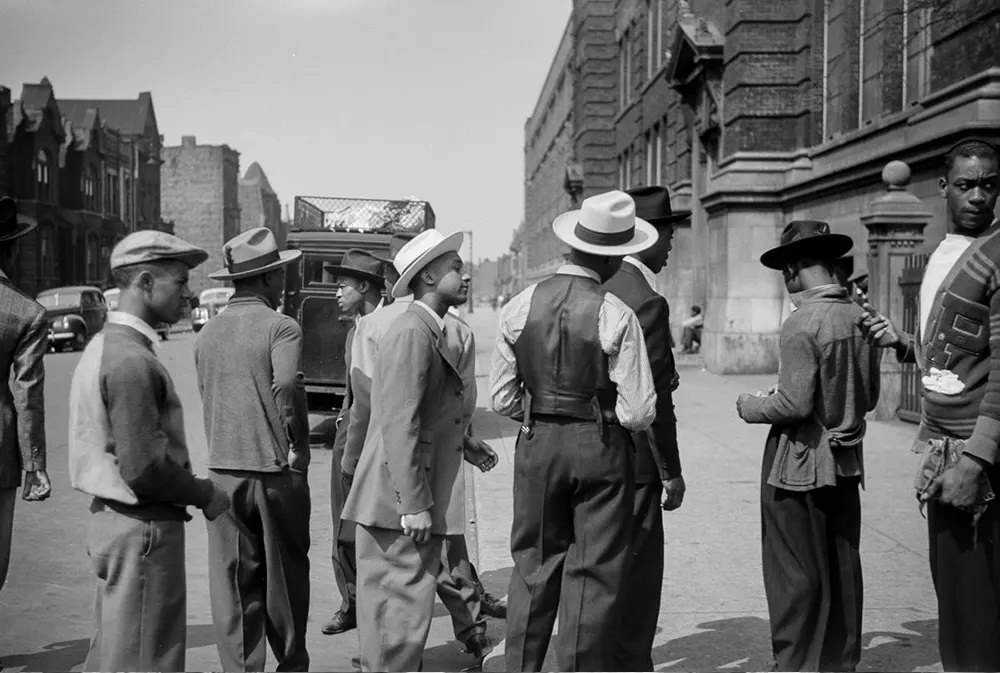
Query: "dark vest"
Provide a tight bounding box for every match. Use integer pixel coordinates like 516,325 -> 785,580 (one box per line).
513,274 -> 615,419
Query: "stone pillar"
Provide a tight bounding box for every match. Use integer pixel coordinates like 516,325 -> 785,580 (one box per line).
861,160 -> 930,421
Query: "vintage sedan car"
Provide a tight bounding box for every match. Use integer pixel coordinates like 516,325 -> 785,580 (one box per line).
103,288 -> 171,340
37,285 -> 108,352
191,286 -> 235,332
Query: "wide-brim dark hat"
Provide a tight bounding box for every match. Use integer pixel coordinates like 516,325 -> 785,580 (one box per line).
0,197 -> 38,243
760,220 -> 853,270
372,231 -> 418,265
324,249 -> 385,285
625,186 -> 690,226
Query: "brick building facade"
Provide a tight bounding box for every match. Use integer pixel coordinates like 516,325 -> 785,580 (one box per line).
239,161 -> 285,247
522,0 -> 1000,373
2,79 -> 168,297
161,135 -> 241,296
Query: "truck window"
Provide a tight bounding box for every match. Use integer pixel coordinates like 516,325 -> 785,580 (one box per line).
304,256 -> 337,288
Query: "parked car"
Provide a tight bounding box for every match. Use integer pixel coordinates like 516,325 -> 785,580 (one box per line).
103,288 -> 171,340
36,286 -> 108,352
191,287 -> 235,332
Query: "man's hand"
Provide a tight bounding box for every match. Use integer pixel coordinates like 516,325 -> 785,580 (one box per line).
401,510 -> 433,544
670,370 -> 680,392
22,470 -> 51,501
736,392 -> 755,419
922,454 -> 988,510
662,475 -> 686,511
288,448 -> 310,473
202,485 -> 231,522
858,303 -> 902,349
464,438 -> 499,473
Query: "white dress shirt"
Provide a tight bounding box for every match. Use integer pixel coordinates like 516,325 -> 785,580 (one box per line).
107,311 -> 162,351
488,264 -> 656,432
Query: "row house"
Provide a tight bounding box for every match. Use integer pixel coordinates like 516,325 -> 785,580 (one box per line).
522,0 -> 1000,381
2,77 -> 169,297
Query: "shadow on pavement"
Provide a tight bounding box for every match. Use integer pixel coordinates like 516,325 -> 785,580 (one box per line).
0,624 -> 218,672
651,616 -> 939,672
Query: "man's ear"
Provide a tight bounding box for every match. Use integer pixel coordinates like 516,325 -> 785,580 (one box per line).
138,269 -> 156,292
938,176 -> 948,198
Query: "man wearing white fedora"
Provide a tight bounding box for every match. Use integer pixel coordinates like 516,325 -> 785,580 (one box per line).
194,227 -> 312,671
342,229 -> 494,671
489,189 -> 657,671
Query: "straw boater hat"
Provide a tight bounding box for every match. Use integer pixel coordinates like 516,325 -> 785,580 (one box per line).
323,249 -> 385,285
625,186 -> 690,226
759,220 -> 853,270
0,197 -> 38,244
209,227 -> 301,280
552,189 -> 657,256
390,229 -> 464,298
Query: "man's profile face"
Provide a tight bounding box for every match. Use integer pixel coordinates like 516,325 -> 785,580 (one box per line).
427,252 -> 469,306
336,276 -> 365,315
940,155 -> 999,233
646,224 -> 675,273
146,260 -> 192,325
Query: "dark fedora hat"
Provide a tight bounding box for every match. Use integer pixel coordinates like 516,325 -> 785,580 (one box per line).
625,186 -> 690,226
0,197 -> 38,244
372,232 -> 418,265
760,220 -> 853,270
324,249 -> 385,285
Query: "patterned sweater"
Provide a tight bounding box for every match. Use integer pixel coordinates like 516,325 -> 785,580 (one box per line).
902,221 -> 1000,464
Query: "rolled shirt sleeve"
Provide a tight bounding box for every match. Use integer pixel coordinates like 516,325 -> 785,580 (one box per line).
600,294 -> 656,432
489,289 -> 532,418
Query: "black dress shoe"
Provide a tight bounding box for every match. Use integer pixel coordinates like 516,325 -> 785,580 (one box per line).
480,591 -> 507,619
322,609 -> 357,635
464,633 -> 494,660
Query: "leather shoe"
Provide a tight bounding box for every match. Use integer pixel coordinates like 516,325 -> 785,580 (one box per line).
350,655 -> 361,670
322,609 -> 356,635
480,591 -> 507,619
465,633 -> 494,660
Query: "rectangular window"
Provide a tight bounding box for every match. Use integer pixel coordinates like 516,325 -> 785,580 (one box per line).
624,148 -> 632,189
645,132 -> 653,185
904,0 -> 932,105
823,0 -> 861,139
647,1 -> 655,80
656,0 -> 664,69
619,27 -> 633,110
654,123 -> 663,185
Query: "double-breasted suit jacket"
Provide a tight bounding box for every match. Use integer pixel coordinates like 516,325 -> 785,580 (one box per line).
0,274 -> 48,490
342,303 -> 475,536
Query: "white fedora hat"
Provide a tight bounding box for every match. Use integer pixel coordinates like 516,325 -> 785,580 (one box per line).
391,229 -> 464,298
552,190 -> 657,256
209,227 -> 302,280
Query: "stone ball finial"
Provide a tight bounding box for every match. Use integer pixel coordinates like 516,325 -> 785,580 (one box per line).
882,160 -> 911,190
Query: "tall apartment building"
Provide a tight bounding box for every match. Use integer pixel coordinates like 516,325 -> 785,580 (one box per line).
161,135 -> 240,295
523,0 -> 1000,374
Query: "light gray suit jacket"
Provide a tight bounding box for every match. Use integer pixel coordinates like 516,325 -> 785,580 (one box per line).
342,304 -> 476,536
0,273 -> 48,489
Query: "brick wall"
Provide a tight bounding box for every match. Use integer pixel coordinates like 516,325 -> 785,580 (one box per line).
161,136 -> 240,295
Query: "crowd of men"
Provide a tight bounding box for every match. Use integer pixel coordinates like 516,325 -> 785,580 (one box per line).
0,133 -> 997,673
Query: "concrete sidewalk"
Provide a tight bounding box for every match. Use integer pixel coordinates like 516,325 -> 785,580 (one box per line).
462,307 -> 942,672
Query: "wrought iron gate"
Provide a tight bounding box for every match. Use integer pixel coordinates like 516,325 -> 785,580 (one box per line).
898,253 -> 928,423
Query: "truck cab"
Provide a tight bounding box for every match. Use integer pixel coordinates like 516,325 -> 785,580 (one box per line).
282,196 -> 435,413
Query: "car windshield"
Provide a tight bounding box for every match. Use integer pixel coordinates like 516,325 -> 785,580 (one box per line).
37,291 -> 82,309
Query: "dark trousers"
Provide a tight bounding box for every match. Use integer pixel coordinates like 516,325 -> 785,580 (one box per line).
927,464 -> 1000,672
506,418 -> 634,672
207,469 -> 311,672
612,480 -> 664,671
0,487 -> 15,593
330,442 -> 357,614
85,507 -> 187,672
439,534 -> 486,642
760,430 -> 863,672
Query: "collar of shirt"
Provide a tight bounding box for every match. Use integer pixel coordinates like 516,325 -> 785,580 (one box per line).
107,311 -> 162,349
797,283 -> 848,306
412,299 -> 446,332
623,256 -> 658,289
228,293 -> 272,308
556,264 -> 601,283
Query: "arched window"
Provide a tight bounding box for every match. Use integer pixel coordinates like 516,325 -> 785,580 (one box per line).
35,150 -> 50,200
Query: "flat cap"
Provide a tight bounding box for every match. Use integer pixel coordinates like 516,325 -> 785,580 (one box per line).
110,230 -> 209,270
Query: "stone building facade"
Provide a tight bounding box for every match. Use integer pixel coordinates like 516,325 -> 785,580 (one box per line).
522,0 -> 1000,374
161,135 -> 241,296
239,161 -> 285,247
2,78 -> 168,297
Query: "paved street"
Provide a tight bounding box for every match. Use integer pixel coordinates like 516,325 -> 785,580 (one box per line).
1,309 -> 942,671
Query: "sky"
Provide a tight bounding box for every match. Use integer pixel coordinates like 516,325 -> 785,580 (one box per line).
0,0 -> 571,262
